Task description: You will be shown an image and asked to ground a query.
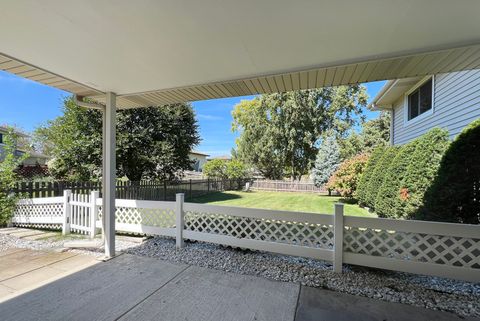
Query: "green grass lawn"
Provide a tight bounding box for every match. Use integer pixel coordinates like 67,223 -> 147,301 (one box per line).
190,191 -> 374,217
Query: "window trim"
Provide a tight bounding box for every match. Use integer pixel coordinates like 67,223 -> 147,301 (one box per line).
403,76 -> 435,126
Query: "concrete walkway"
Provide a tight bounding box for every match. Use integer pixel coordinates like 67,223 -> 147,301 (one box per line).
0,252 -> 477,321
0,248 -> 98,303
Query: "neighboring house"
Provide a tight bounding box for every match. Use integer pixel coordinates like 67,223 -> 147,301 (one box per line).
188,151 -> 210,172
208,155 -> 232,161
371,69 -> 480,145
0,126 -> 49,166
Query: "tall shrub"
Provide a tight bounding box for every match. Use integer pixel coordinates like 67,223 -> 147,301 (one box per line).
374,140 -> 418,218
326,153 -> 369,199
0,128 -> 28,225
225,160 -> 248,179
400,128 -> 450,219
363,146 -> 398,210
419,119 -> 480,223
203,159 -> 228,179
356,147 -> 385,206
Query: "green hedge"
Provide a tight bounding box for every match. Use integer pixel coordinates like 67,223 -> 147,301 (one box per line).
364,146 -> 399,210
356,147 -> 385,206
374,140 -> 418,218
400,128 -> 450,219
419,119 -> 480,224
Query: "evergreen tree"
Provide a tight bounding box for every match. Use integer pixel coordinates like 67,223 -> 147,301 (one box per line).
419,120 -> 480,223
400,128 -> 450,219
364,146 -> 398,210
312,135 -> 341,187
356,146 -> 385,206
374,141 -> 418,218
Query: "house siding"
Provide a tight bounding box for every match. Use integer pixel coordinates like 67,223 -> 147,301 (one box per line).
392,69 -> 480,145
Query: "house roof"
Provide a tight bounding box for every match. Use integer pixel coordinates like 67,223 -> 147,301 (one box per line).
2,1 -> 480,108
27,151 -> 49,159
209,155 -> 231,161
370,76 -> 424,110
0,125 -> 29,137
189,151 -> 210,157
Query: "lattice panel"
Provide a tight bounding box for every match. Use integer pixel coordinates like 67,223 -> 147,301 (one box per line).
344,227 -> 480,269
12,202 -> 64,229
13,203 -> 63,219
98,206 -> 175,227
184,212 -> 333,249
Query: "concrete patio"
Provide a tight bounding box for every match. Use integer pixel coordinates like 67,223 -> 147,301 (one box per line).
0,250 -> 477,321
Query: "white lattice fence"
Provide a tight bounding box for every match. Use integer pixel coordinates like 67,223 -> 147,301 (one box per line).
12,197 -> 64,229
13,192 -> 480,282
343,216 -> 480,281
96,199 -> 176,237
183,203 -> 335,261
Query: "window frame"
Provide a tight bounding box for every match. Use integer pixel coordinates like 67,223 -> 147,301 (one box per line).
403,76 -> 435,126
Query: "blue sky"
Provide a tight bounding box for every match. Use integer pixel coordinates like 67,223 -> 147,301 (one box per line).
0,70 -> 385,157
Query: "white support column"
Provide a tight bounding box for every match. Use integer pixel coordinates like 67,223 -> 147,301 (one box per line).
175,193 -> 185,249
103,92 -> 116,258
333,203 -> 344,273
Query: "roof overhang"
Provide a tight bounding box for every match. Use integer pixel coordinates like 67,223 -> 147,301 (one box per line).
2,1 -> 480,108
369,77 -> 425,110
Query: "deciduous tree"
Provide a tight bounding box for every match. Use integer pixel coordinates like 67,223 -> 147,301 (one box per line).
326,153 -> 369,199
34,97 -> 199,181
0,128 -> 28,225
232,86 -> 367,180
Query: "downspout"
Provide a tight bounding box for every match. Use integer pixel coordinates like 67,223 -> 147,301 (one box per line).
390,107 -> 394,146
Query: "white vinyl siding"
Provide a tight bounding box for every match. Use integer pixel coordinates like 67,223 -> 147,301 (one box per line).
392,69 -> 480,145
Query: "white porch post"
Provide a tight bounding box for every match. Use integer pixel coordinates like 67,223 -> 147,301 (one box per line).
103,92 -> 116,258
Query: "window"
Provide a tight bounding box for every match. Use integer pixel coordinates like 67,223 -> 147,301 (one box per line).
0,133 -> 3,144
407,78 -> 432,121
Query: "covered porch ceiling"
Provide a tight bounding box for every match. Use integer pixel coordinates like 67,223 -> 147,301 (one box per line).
1,1 -> 480,108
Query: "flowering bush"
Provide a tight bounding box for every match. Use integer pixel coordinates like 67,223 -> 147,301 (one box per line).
327,153 -> 369,198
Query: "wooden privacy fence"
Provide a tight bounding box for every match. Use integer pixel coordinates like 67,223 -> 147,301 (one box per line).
250,179 -> 327,193
12,192 -> 480,282
12,179 -> 245,200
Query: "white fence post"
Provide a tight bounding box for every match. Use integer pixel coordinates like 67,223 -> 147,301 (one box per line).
90,191 -> 99,238
176,193 -> 185,249
333,203 -> 344,273
62,190 -> 71,235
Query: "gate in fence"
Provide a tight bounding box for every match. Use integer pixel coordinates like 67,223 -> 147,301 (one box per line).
13,190 -> 100,238
66,191 -> 99,236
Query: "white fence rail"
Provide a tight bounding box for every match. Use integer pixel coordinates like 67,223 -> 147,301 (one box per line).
13,191 -> 480,282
